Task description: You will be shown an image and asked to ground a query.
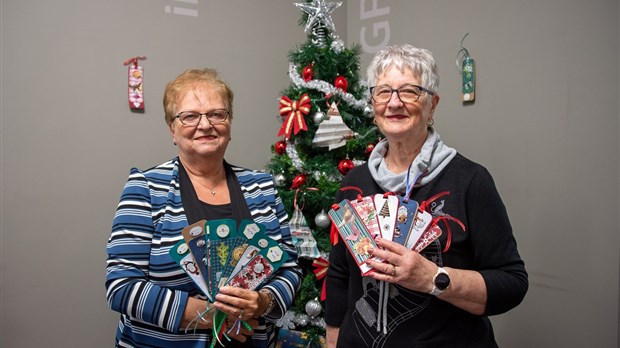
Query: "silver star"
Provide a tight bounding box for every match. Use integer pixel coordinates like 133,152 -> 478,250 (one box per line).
294,0 -> 342,33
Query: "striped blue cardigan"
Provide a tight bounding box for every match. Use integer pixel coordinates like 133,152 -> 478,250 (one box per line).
106,157 -> 302,348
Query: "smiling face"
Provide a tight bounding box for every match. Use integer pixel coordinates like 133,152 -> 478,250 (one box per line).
169,82 -> 231,161
372,66 -> 439,144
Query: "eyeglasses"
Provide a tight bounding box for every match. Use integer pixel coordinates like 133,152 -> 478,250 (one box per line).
369,84 -> 435,104
174,109 -> 229,126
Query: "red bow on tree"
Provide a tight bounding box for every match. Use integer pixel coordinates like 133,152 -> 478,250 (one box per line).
312,257 -> 329,301
278,94 -> 311,139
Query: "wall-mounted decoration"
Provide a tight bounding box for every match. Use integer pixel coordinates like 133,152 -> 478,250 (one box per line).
456,34 -> 475,103
123,56 -> 147,110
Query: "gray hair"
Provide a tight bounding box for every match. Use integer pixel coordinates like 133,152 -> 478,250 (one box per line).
366,44 -> 439,94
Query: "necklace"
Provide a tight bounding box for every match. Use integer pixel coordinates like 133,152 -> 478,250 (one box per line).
187,164 -> 224,197
208,184 -> 217,196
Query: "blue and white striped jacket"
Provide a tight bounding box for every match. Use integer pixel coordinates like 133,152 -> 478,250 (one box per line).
106,157 -> 302,347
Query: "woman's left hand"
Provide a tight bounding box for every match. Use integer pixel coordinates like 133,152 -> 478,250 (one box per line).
366,237 -> 437,293
213,286 -> 262,323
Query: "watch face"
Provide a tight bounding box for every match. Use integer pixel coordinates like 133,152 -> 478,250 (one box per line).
435,273 -> 450,290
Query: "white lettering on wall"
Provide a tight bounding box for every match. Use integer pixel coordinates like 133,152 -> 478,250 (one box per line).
359,0 -> 390,53
165,0 -> 199,17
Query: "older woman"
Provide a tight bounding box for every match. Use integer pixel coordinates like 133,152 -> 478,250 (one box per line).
325,45 -> 528,347
106,68 -> 302,348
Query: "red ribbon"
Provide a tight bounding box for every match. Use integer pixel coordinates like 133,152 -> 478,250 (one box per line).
312,257 -> 329,301
123,56 -> 146,68
329,221 -> 339,246
278,94 -> 310,139
419,191 -> 466,252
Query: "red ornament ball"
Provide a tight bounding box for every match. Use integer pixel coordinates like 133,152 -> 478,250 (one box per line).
338,159 -> 355,175
365,143 -> 375,157
291,173 -> 308,189
302,65 -> 314,82
334,76 -> 348,93
274,140 -> 287,155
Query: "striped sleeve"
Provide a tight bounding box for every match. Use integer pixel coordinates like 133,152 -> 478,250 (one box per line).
234,168 -> 303,321
105,167 -> 188,333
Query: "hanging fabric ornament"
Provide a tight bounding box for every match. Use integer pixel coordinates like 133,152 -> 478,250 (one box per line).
337,159 -> 355,175
334,75 -> 348,93
274,140 -> 287,155
457,33 -> 475,103
312,102 -> 358,150
302,63 -> 314,82
290,189 -> 320,259
123,56 -> 146,110
278,94 -> 311,140
314,209 -> 331,229
305,299 -> 323,317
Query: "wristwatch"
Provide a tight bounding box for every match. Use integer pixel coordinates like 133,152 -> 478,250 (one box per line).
259,289 -> 276,316
429,267 -> 450,296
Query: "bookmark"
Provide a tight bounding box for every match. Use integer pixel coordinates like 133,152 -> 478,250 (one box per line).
169,240 -> 211,300
218,220 -> 264,287
373,194 -> 399,241
123,56 -> 146,110
227,232 -> 288,290
328,200 -> 379,275
457,34 -> 475,103
349,195 -> 381,238
205,219 -> 237,296
182,220 -> 211,299
404,208 -> 433,250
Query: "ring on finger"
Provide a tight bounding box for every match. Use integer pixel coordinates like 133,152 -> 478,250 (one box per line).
391,264 -> 396,276
238,309 -> 244,319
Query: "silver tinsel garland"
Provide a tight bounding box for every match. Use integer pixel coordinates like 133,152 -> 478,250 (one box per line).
276,309 -> 327,330
289,63 -> 370,111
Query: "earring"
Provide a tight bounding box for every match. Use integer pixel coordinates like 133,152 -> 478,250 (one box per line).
173,141 -> 177,145
426,118 -> 435,126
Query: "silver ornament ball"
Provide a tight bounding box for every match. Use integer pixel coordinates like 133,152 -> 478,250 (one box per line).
305,299 -> 323,317
314,210 -> 330,229
274,174 -> 286,187
313,111 -> 326,124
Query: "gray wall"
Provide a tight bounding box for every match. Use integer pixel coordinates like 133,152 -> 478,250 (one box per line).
347,0 -> 619,347
1,1 -> 313,346
1,0 -> 618,347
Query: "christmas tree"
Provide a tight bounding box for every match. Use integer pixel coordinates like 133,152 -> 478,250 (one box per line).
266,1 -> 379,344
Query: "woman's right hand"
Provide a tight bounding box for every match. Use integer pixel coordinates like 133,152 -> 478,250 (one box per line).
183,296 -> 257,342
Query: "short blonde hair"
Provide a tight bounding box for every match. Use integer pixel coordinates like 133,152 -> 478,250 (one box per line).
163,68 -> 234,125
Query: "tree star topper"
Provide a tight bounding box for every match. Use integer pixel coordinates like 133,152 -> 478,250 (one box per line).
294,0 -> 342,33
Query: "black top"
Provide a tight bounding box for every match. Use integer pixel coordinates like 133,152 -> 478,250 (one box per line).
325,153 -> 528,348
178,159 -> 252,224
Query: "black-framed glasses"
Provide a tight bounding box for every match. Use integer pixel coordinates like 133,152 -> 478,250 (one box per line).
369,84 -> 435,104
174,109 -> 229,126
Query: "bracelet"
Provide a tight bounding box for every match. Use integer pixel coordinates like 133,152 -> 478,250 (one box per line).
259,289 -> 276,316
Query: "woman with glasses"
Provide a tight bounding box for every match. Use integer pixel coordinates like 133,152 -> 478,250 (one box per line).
106,68 -> 302,347
325,45 -> 528,347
